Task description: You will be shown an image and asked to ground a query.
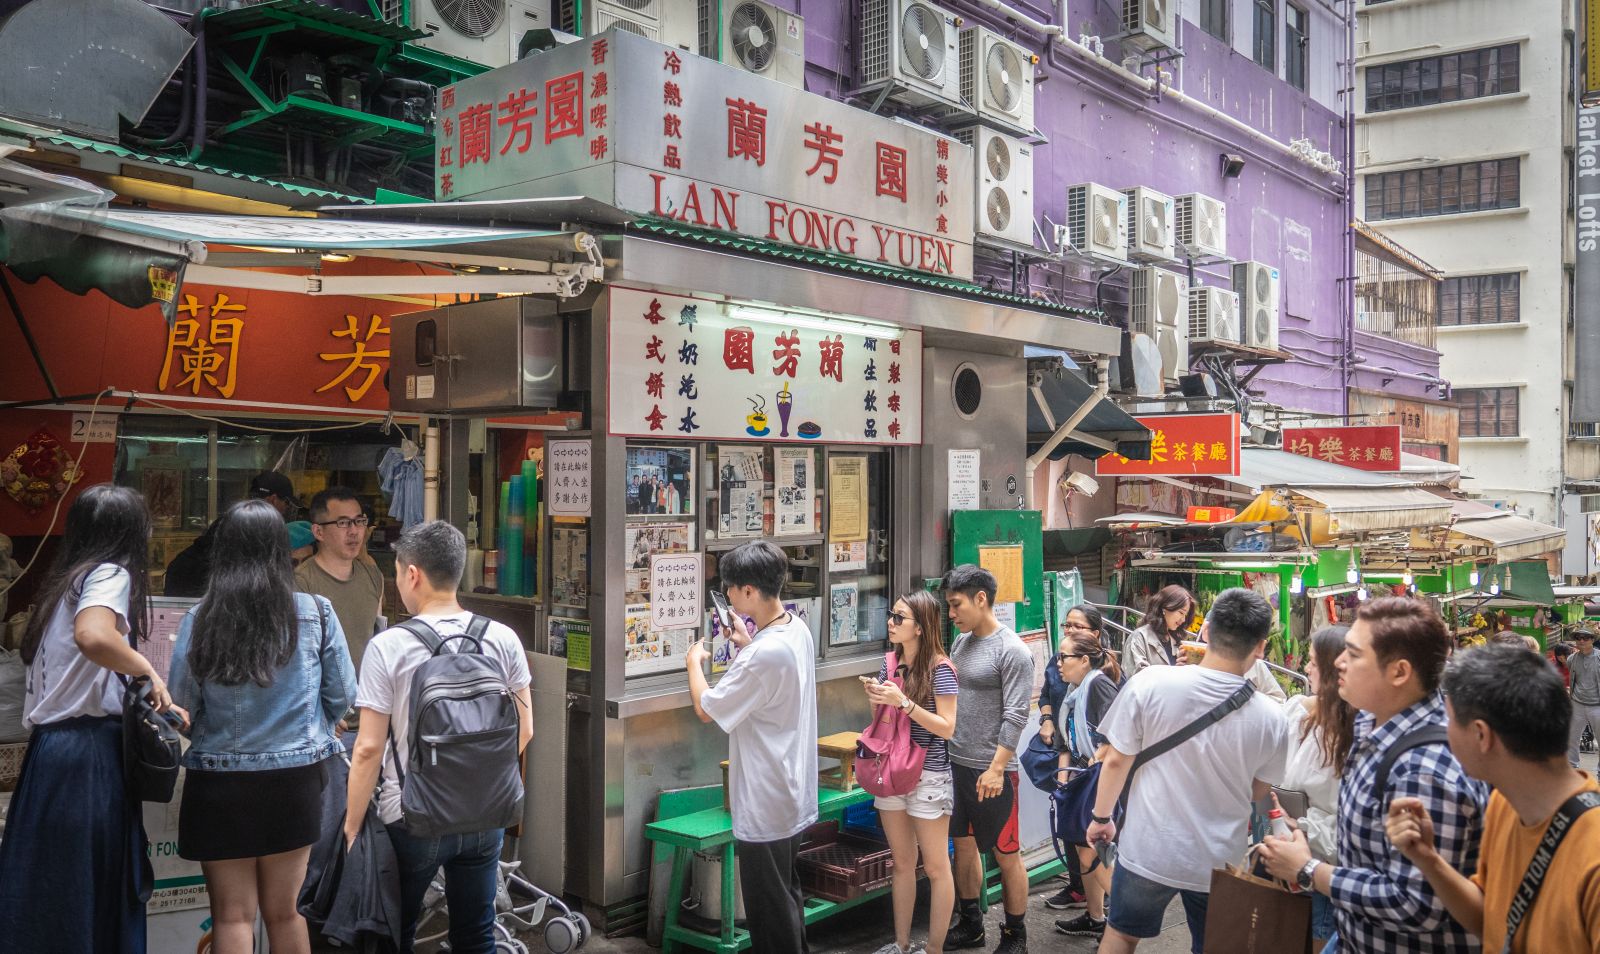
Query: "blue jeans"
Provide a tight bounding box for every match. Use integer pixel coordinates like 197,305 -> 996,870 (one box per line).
1108,864 -> 1210,954
1311,894 -> 1337,944
389,825 -> 503,954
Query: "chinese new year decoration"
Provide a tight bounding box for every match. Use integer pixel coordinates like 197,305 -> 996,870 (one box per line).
1,428 -> 82,513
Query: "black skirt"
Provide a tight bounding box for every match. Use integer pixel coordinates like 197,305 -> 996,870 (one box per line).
179,759 -> 329,861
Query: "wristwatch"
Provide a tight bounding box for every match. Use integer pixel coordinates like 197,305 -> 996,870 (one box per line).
1295,858 -> 1321,891
900,697 -> 915,713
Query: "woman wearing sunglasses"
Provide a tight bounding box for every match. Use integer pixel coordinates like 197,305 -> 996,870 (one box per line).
862,591 -> 958,954
1051,612 -> 1123,941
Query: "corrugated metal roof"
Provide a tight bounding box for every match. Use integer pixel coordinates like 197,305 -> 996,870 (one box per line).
38,133 -> 370,203
1450,505 -> 1566,561
1293,486 -> 1455,533
628,218 -> 1107,321
1217,447 -> 1420,491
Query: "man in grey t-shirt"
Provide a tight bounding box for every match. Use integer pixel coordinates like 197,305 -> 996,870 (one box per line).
1568,629 -> 1600,768
942,565 -> 1035,953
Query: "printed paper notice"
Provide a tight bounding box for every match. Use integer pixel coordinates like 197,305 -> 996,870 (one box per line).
979,545 -> 1025,605
829,580 -> 860,646
550,617 -> 590,671
828,456 -> 868,542
948,449 -> 980,511
649,552 -> 703,631
547,440 -> 592,516
995,602 -> 1018,632
717,445 -> 766,538
830,540 -> 867,572
624,603 -> 694,677
774,447 -> 814,536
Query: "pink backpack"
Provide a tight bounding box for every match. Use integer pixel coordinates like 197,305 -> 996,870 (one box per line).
855,651 -> 928,797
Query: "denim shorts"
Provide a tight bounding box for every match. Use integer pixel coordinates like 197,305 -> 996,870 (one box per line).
1108,864 -> 1210,952
873,770 -> 953,820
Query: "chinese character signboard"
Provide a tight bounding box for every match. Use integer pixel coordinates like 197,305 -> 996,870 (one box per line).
437,29 -> 975,280
546,439 -> 592,516
1282,425 -> 1401,471
649,552 -> 703,630
1095,413 -> 1241,477
608,286 -> 922,445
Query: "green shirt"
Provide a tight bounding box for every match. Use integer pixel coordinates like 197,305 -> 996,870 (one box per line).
295,557 -> 384,674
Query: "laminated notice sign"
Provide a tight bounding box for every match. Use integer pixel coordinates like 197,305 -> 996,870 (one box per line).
828,456 -> 868,542
979,545 -> 1025,605
547,440 -> 592,516
650,552 -> 703,631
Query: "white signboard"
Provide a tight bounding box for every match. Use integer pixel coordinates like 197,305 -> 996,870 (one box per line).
608,287 -> 922,446
70,412 -> 117,444
546,439 -> 592,516
436,29 -> 975,279
948,448 -> 981,511
649,551 -> 703,631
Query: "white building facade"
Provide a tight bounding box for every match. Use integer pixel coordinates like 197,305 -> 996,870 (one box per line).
1357,0 -> 1599,575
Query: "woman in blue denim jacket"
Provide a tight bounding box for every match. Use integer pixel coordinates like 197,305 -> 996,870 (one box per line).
169,499 -> 356,954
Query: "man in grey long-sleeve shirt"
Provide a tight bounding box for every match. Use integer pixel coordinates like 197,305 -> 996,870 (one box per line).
942,565 -> 1037,954
1568,629 -> 1600,768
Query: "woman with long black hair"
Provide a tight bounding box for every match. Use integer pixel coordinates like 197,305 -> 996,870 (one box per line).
168,499 -> 356,954
0,483 -> 182,952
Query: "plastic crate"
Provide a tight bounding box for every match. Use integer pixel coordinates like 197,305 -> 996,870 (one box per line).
797,832 -> 895,903
0,741 -> 26,793
841,800 -> 883,838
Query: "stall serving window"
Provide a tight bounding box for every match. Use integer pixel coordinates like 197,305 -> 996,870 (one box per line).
618,440 -> 892,682
113,414 -> 411,593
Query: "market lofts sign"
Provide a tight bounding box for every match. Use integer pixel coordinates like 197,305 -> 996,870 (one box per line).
435,29 -> 975,280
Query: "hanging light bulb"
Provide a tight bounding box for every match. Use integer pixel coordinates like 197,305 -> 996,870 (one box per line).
1346,562 -> 1359,584
1290,573 -> 1305,595
1490,582 -> 1501,596
1469,568 -> 1480,587
1357,585 -> 1370,601
1402,567 -> 1414,587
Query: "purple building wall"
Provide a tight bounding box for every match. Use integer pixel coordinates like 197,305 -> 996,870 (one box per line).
768,0 -> 1442,414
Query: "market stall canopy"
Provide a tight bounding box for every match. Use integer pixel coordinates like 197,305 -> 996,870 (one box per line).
1479,561 -> 1558,605
1026,363 -> 1151,461
1215,448 -> 1453,534
0,205 -> 605,312
1399,453 -> 1461,488
1448,502 -> 1566,563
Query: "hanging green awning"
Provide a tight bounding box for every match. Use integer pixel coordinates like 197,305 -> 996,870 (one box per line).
1481,561 -> 1558,605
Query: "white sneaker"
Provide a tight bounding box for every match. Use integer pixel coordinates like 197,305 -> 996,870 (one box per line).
871,944 -> 911,954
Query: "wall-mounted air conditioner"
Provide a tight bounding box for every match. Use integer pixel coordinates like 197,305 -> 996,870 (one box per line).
555,0 -> 699,50
1233,260 -> 1281,351
1188,286 -> 1240,346
955,126 -> 1034,248
409,0 -> 551,69
1131,265 -> 1189,379
951,25 -> 1035,136
713,0 -> 805,88
1123,186 -> 1176,262
1064,182 -> 1127,262
858,0 -> 963,110
1121,0 -> 1177,53
1174,192 -> 1227,259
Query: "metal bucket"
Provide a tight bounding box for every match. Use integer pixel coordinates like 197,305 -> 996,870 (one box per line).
683,849 -> 746,922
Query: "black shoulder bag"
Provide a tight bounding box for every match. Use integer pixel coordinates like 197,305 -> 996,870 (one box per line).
1498,790 -> 1600,953
1372,724 -> 1451,802
119,667 -> 182,804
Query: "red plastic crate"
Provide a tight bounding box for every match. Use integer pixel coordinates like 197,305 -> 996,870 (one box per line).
797,832 -> 896,903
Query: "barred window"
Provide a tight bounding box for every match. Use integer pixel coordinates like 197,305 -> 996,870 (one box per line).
1438,274 -> 1520,326
1253,1 -> 1277,72
1285,5 -> 1309,91
1365,159 -> 1519,220
1365,44 -> 1520,112
1453,387 -> 1519,438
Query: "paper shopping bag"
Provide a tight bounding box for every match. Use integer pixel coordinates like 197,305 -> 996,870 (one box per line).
1201,864 -> 1313,954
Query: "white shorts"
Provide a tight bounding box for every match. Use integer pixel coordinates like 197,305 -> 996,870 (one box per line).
873,769 -> 954,820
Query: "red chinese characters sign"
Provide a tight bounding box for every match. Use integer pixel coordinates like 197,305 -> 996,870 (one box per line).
1095,413 -> 1242,477
1281,425 -> 1401,471
607,286 -> 922,445
436,29 -> 974,280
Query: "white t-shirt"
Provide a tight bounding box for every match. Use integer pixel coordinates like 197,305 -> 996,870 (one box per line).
700,612 -> 819,843
355,611 -> 532,825
1278,697 -> 1342,863
1100,664 -> 1290,891
23,564 -> 130,729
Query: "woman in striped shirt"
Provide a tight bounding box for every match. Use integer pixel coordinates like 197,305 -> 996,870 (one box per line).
864,590 -> 960,954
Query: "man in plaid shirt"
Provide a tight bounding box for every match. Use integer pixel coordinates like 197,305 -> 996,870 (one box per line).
1259,597 -> 1488,953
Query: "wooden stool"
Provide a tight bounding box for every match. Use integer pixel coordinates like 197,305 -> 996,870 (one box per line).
816,731 -> 862,792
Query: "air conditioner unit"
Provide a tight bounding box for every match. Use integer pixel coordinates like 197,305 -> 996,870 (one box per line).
955,127 -> 1034,248
409,0 -> 552,69
1174,193 -> 1227,259
1121,0 -> 1177,53
858,0 -> 963,110
1064,182 -> 1127,262
1188,285 -> 1240,346
1233,260 -> 1281,350
1123,186 -> 1176,262
1130,266 -> 1189,379
713,0 -> 805,88
555,0 -> 699,49
951,26 -> 1035,136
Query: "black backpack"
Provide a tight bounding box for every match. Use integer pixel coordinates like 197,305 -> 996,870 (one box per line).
387,615 -> 525,837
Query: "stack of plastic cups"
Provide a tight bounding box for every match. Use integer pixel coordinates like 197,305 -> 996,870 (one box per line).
497,479 -> 511,596
505,475 -> 525,598
521,458 -> 539,598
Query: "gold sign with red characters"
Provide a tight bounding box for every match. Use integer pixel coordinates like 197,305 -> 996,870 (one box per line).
1096,413 -> 1242,477
1281,425 -> 1401,472
1186,505 -> 1238,523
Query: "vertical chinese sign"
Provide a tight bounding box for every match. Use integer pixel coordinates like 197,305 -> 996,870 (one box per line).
607,287 -> 922,446
1281,425 -> 1402,472
1094,413 -> 1242,477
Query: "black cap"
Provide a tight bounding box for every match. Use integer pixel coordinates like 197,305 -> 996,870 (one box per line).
249,471 -> 300,506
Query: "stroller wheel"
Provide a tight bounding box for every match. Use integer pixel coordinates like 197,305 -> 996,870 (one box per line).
496,937 -> 528,954
573,913 -> 592,947
543,916 -> 581,954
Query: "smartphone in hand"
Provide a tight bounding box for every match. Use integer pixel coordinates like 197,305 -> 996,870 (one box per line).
709,589 -> 734,628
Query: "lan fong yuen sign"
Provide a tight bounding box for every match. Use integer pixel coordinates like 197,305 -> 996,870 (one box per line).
436,28 -> 976,280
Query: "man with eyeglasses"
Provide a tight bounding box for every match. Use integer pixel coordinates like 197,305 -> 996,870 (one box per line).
295,487 -> 385,675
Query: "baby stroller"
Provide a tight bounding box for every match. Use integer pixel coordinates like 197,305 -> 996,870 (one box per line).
1584,723 -> 1597,756
414,856 -> 591,953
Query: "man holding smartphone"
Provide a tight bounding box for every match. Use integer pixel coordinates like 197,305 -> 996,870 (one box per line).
687,542 -> 818,954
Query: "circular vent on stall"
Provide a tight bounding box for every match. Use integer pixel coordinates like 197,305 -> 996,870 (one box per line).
985,187 -> 1012,233
1255,266 -> 1273,300
431,0 -> 506,37
983,38 -> 1025,114
953,364 -> 983,418
899,2 -> 947,80
985,135 -> 1012,181
729,1 -> 777,72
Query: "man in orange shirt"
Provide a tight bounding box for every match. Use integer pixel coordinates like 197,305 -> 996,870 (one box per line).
1386,644 -> 1600,954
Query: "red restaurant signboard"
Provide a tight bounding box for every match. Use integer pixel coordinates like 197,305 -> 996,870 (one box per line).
1095,413 -> 1242,477
1281,425 -> 1401,471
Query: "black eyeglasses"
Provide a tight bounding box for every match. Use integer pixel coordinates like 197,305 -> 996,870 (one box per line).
887,611 -> 910,625
1056,652 -> 1089,662
316,516 -> 370,531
